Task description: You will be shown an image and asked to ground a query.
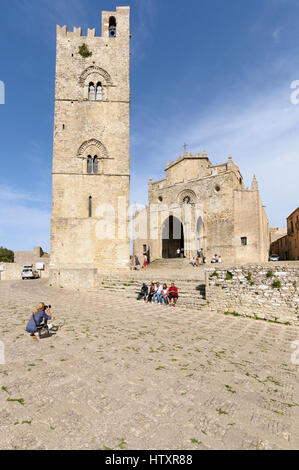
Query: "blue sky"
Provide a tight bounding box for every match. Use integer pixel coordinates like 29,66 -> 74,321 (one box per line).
0,0 -> 299,252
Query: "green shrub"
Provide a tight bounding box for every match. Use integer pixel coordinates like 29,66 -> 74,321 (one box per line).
272,280 -> 281,289
225,271 -> 233,281
78,43 -> 92,58
224,311 -> 240,317
210,271 -> 219,278
0,246 -> 14,263
266,270 -> 274,278
245,273 -> 252,281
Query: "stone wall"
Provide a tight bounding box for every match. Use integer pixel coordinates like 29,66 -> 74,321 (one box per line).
14,246 -> 50,267
49,268 -> 98,289
205,264 -> 299,325
0,263 -> 49,281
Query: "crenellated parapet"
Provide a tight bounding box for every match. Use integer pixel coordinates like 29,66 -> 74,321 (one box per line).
56,6 -> 130,39
165,149 -> 210,171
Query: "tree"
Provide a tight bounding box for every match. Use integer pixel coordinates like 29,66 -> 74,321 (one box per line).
0,247 -> 14,263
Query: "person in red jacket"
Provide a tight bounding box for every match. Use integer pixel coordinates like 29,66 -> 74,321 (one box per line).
167,283 -> 179,306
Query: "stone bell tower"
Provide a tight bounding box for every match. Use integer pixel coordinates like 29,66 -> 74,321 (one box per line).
50,7 -> 130,282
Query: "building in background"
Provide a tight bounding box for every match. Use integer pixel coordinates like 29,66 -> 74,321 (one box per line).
270,207 -> 299,260
0,247 -> 49,280
133,150 -> 270,264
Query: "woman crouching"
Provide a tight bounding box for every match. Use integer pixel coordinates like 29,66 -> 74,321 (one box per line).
26,303 -> 52,340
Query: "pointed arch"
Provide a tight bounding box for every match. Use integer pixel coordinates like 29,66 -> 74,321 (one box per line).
178,189 -> 197,205
77,139 -> 109,159
79,66 -> 113,87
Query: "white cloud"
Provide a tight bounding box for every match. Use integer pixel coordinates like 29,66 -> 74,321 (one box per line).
131,78 -> 299,228
0,185 -> 49,204
0,187 -> 50,251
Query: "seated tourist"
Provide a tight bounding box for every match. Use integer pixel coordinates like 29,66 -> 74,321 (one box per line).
153,282 -> 163,304
161,284 -> 168,304
137,283 -> 148,301
218,255 -> 222,263
146,283 -> 156,303
211,254 -> 218,263
26,303 -> 52,340
167,283 -> 179,306
190,257 -> 197,267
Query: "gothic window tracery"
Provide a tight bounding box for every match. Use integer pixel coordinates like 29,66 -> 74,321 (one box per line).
87,155 -> 100,175
89,82 -> 95,101
96,82 -> 102,101
93,156 -> 98,174
183,196 -> 191,204
87,155 -> 93,174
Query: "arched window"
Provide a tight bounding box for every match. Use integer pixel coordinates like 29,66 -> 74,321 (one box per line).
109,16 -> 117,37
89,82 -> 95,101
87,156 -> 93,174
93,156 -> 98,174
96,82 -> 102,101
89,196 -> 92,218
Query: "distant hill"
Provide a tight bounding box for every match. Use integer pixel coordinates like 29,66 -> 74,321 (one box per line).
0,247 -> 14,263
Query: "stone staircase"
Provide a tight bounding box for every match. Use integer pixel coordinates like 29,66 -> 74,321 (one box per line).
148,258 -> 199,270
96,272 -> 207,309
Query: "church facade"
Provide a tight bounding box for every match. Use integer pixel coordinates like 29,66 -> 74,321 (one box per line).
50,7 -> 131,284
133,150 -> 270,264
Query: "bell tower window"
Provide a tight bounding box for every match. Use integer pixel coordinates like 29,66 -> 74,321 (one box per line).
89,82 -> 95,101
93,156 -> 98,174
109,17 -> 117,37
96,82 -> 102,101
87,156 -> 93,174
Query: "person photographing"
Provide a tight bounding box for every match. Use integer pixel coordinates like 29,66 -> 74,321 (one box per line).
26,303 -> 52,340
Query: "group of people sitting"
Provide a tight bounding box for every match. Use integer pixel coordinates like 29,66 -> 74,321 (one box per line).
189,250 -> 222,266
189,248 -> 206,266
137,282 -> 179,306
211,254 -> 222,263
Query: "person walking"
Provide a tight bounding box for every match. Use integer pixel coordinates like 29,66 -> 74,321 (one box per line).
135,255 -> 141,270
142,254 -> 148,269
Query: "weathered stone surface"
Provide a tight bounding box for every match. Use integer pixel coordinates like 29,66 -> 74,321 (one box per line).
0,279 -> 298,450
205,264 -> 299,325
51,7 -> 131,281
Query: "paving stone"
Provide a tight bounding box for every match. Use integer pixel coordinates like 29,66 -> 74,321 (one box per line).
0,279 -> 298,450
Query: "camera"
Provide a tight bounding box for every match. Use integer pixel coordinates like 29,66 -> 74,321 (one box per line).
44,305 -> 52,309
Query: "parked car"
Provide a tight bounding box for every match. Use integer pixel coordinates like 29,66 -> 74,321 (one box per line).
269,254 -> 279,262
22,269 -> 40,280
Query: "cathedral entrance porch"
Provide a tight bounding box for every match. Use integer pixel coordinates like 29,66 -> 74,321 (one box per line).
162,215 -> 184,259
